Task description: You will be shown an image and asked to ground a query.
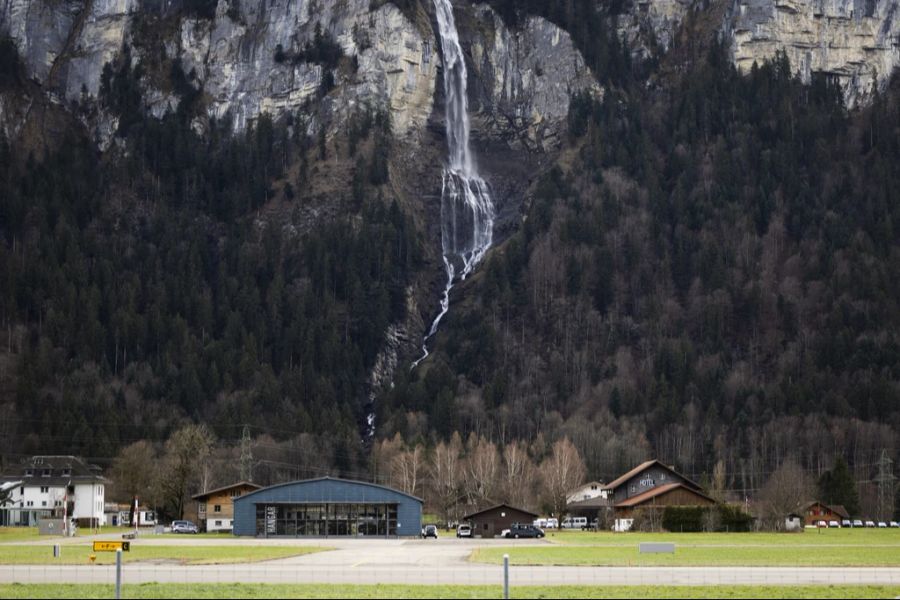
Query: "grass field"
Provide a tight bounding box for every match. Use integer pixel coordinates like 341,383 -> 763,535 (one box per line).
1,583 -> 898,599
0,545 -> 329,565
472,529 -> 900,567
543,529 -> 900,546
0,528 -> 40,543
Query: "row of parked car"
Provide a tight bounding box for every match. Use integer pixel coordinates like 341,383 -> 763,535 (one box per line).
815,519 -> 899,528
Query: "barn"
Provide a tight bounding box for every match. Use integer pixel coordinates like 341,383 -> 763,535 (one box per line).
462,503 -> 538,539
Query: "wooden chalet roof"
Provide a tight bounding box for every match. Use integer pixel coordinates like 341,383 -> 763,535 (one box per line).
613,483 -> 716,508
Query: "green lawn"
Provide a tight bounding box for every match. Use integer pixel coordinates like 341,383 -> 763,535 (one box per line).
543,529 -> 900,547
473,544 -> 900,567
0,545 -> 329,565
0,584 -> 898,599
0,528 -> 40,543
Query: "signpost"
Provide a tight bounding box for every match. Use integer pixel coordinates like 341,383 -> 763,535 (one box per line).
92,541 -> 131,552
91,543 -> 129,600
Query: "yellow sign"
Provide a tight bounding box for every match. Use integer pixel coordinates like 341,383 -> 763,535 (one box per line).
92,541 -> 130,552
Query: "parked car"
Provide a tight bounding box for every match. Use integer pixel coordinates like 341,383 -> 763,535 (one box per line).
877,522 -> 888,528
889,522 -> 899,528
171,520 -> 199,534
852,520 -> 864,528
421,525 -> 438,539
816,520 -> 827,528
456,524 -> 472,539
828,520 -> 840,528
503,524 -> 545,539
865,520 -> 876,528
841,520 -> 852,528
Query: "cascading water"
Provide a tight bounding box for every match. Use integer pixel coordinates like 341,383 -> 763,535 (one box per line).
412,0 -> 496,368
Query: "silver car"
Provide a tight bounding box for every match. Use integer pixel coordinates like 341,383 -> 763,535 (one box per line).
171,520 -> 199,534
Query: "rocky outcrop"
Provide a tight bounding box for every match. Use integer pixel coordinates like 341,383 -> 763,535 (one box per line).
466,4 -> 600,152
619,0 -> 694,58
726,0 -> 900,104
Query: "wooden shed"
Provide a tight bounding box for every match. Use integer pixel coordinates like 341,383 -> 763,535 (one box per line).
462,504 -> 538,539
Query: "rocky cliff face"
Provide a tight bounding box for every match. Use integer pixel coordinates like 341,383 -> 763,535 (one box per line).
465,3 -> 601,152
1,0 -> 597,148
617,0 -> 899,105
726,0 -> 900,105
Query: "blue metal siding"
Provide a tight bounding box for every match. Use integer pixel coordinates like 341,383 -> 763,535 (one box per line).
232,478 -> 422,537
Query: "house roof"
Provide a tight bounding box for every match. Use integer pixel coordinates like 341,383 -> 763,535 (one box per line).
463,503 -> 538,521
0,455 -> 107,487
192,481 -> 262,501
233,476 -> 424,504
602,460 -> 702,492
803,501 -> 850,520
613,483 -> 716,508
567,496 -> 612,510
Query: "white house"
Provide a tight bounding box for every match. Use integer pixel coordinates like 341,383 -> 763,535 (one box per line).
566,481 -> 608,505
0,456 -> 108,527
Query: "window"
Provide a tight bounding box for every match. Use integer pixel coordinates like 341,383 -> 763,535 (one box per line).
19,487 -> 24,496
231,491 -> 242,499
214,505 -> 221,513
26,501 -> 33,507
41,469 -> 50,477
199,503 -> 206,512
24,469 -> 33,477
42,501 -> 47,507
40,486 -> 48,493
61,469 -> 71,476
215,520 -> 222,526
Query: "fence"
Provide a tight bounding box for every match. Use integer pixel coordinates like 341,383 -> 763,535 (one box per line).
3,536 -> 900,596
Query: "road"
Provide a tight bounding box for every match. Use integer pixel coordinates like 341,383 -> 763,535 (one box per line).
3,536 -> 900,586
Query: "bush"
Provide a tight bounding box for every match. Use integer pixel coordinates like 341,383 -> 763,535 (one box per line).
662,505 -> 753,533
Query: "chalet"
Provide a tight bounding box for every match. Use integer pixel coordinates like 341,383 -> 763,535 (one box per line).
803,501 -> 849,526
567,460 -> 716,529
566,481 -> 607,504
192,481 -> 261,532
0,456 -> 107,527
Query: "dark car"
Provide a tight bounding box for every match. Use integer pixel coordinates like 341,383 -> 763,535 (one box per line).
421,525 -> 438,539
503,523 -> 545,539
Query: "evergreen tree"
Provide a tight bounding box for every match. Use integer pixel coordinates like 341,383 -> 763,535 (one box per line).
819,457 -> 861,517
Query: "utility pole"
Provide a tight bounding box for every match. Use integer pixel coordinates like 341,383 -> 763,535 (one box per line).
875,449 -> 895,521
240,425 -> 254,483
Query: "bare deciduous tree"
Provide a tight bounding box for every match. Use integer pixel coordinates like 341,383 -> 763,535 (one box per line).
500,440 -> 534,508
464,435 -> 500,508
540,437 -> 586,520
757,458 -> 815,531
428,432 -> 464,525
391,444 -> 424,497
161,425 -> 215,519
110,440 -> 160,507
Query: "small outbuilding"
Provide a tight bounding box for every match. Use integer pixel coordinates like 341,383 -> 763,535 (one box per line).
462,503 -> 538,539
785,513 -> 804,532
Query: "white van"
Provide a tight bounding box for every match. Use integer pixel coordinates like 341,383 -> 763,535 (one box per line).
562,517 -> 587,530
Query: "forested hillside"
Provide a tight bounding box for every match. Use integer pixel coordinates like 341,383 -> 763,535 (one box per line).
0,1 -> 897,516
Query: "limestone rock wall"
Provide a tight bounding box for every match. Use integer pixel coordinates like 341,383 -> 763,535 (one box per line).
466,3 -> 600,151
726,0 -> 900,104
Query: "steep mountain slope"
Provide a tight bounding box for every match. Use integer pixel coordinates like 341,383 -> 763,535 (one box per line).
0,0 -> 897,499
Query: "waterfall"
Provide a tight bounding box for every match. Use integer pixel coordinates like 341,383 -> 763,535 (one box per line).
412,0 -> 496,368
